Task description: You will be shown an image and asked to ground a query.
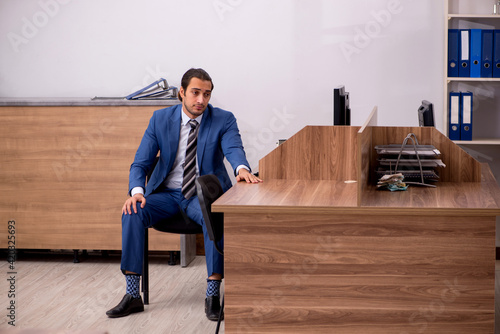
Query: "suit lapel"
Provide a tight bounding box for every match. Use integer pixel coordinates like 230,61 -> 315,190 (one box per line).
166,105 -> 182,171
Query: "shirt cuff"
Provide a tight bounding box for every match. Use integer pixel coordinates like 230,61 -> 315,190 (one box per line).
235,165 -> 250,176
131,187 -> 144,197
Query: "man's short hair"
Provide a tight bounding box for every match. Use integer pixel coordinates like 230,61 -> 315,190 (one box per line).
178,68 -> 214,101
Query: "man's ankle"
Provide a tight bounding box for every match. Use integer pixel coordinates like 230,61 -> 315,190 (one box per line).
125,271 -> 139,275
208,273 -> 222,281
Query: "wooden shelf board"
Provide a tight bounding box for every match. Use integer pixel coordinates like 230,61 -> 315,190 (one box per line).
448,14 -> 500,18
454,139 -> 500,145
447,77 -> 500,82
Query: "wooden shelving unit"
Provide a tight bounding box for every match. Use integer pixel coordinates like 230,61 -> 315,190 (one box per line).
444,0 -> 500,145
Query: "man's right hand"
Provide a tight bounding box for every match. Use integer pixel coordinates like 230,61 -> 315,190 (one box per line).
122,193 -> 146,215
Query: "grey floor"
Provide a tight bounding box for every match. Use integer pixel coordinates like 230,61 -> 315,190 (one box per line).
0,252 -> 223,334
1,251 -> 500,334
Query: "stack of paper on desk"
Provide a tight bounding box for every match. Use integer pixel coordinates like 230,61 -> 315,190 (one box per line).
374,144 -> 445,183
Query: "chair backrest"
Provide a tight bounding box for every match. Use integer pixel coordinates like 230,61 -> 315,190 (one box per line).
196,175 -> 224,244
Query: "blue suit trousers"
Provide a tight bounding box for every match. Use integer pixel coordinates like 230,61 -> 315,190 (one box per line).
120,187 -> 223,277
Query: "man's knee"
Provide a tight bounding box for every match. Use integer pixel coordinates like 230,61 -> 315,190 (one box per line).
122,206 -> 150,229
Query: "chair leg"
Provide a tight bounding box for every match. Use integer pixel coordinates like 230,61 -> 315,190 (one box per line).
73,249 -> 80,263
142,228 -> 149,305
215,294 -> 224,334
180,234 -> 197,267
168,251 -> 177,265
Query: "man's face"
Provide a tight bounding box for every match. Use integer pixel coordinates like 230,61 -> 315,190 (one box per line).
180,77 -> 212,119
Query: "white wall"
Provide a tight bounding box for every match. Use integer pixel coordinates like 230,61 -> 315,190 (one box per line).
0,0 -> 444,170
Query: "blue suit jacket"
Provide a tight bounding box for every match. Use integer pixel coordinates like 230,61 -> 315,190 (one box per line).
129,104 -> 249,196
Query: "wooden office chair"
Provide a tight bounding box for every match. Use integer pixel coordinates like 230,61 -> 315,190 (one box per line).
141,157 -> 203,305
196,175 -> 224,333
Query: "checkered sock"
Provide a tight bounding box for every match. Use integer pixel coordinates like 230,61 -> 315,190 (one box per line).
125,274 -> 141,299
206,279 -> 221,298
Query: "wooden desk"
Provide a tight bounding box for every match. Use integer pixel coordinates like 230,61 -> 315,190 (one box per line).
213,123 -> 500,333
0,100 -> 199,259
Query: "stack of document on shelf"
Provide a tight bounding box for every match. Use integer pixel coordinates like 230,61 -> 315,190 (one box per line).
126,78 -> 178,100
92,78 -> 178,101
448,29 -> 500,78
448,91 -> 473,141
374,144 -> 445,184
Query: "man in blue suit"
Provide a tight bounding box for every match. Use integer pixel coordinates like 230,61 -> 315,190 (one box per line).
106,68 -> 262,320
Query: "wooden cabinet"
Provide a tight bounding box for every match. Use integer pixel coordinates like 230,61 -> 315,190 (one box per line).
0,101 -> 187,252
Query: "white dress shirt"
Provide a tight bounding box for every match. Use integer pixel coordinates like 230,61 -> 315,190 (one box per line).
131,109 -> 248,197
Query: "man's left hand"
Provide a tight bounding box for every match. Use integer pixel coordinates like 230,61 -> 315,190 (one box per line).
236,168 -> 263,183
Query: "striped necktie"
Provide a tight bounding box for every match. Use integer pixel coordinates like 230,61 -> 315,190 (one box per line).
182,120 -> 200,199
